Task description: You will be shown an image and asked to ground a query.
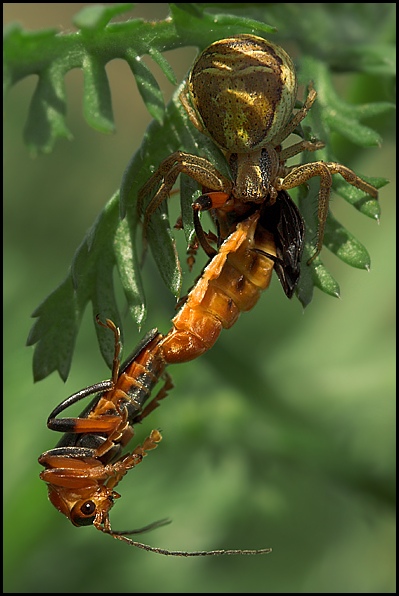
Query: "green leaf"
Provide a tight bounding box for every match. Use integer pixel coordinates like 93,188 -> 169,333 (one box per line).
125,48 -> 165,123
333,176 -> 388,220
26,277 -> 80,382
331,43 -> 396,76
146,204 -> 183,298
325,110 -> 382,147
82,54 -> 115,133
92,250 -> 123,366
148,47 -> 177,85
73,3 -> 134,32
300,57 -> 395,149
170,4 -> 276,47
310,263 -> 341,299
323,215 -> 371,269
114,216 -> 147,328
23,67 -> 72,154
207,13 -> 277,35
171,3 -> 206,18
27,192 -> 129,381
120,97 -> 183,315
296,261 -> 315,308
16,4 -> 394,379
296,208 -> 340,307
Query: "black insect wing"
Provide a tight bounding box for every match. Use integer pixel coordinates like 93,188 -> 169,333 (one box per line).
260,190 -> 305,299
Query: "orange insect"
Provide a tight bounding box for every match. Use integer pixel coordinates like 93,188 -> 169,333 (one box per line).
156,184 -> 305,376
40,192 -> 303,553
39,316 -> 270,556
39,34 -> 380,556
38,323 -> 172,545
161,213 -> 272,362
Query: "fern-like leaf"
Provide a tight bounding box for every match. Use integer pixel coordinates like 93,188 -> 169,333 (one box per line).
4,4 -> 393,380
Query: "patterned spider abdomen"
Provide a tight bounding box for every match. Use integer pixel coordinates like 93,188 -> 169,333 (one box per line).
188,34 -> 297,152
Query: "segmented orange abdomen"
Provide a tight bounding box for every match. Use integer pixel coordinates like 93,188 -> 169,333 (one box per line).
89,332 -> 166,451
160,212 -> 276,364
108,333 -> 166,418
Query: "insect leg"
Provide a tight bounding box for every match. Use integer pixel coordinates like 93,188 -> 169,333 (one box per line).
104,429 -> 163,492
95,315 -> 121,384
132,371 -> 174,424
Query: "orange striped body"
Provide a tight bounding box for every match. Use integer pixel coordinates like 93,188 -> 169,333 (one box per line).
39,328 -> 168,529
39,212 -> 276,535
159,211 -> 276,364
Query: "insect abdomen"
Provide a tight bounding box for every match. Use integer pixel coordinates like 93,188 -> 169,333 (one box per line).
116,332 -> 166,418
160,212 -> 275,364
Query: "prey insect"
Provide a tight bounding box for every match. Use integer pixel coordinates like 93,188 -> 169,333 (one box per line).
138,34 -> 378,266
39,320 -> 171,547
39,317 -> 271,556
40,34 -> 379,553
39,190 -> 301,552
159,189 -> 304,364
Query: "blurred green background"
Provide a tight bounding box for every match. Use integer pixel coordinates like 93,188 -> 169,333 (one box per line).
4,4 -> 395,593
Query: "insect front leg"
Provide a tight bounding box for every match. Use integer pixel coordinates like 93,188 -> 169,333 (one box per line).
105,429 -> 162,491
325,162 -> 378,198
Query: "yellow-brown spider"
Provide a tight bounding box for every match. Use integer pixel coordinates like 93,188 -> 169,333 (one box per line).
138,34 -> 378,264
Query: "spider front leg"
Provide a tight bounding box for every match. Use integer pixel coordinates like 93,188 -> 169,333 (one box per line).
271,83 -> 318,147
137,151 -> 232,242
278,161 -> 378,264
278,139 -> 325,162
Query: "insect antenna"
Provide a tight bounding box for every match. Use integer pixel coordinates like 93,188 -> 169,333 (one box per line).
107,518 -> 172,536
99,519 -> 272,556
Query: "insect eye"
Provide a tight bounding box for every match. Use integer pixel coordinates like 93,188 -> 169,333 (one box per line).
70,500 -> 97,526
80,500 -> 96,516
